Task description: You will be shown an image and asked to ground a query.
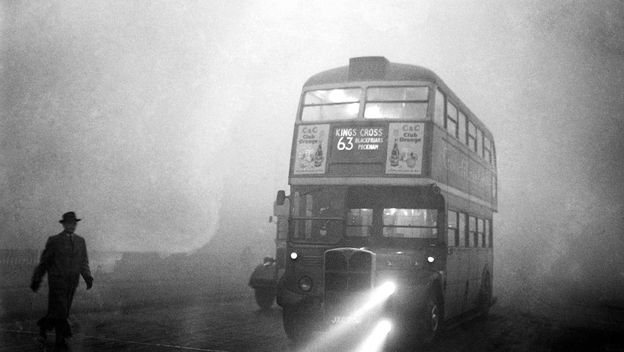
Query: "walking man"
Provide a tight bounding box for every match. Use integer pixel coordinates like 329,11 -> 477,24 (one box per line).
30,211 -> 93,347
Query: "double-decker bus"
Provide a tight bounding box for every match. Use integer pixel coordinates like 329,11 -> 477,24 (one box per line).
275,57 -> 497,347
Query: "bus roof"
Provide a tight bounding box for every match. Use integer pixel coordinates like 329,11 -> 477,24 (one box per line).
303,57 -> 493,140
304,57 -> 440,86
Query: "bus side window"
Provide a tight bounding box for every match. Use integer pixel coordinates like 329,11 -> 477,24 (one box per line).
434,89 -> 445,128
458,111 -> 467,145
492,175 -> 497,202
468,216 -> 476,247
468,122 -> 477,152
477,128 -> 483,159
486,219 -> 492,248
447,210 -> 458,246
446,101 -> 458,138
458,212 -> 466,247
492,141 -> 497,167
484,136 -> 492,164
485,219 -> 490,248
478,218 -> 485,248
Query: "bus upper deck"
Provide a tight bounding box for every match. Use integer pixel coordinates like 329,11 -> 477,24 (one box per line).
289,56 -> 497,211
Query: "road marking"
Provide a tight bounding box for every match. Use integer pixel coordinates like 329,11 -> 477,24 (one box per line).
1,329 -> 230,352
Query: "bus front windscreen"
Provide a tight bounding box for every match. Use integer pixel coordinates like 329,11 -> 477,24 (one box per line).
290,186 -> 441,243
382,208 -> 438,238
290,187 -> 347,244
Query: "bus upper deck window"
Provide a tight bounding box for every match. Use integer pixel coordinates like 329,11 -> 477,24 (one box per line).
367,86 -> 428,101
468,122 -> 477,152
484,137 -> 493,164
301,88 -> 361,121
458,111 -> 467,144
434,89 -> 445,127
446,102 -> 458,137
364,86 -> 428,120
477,128 -> 483,158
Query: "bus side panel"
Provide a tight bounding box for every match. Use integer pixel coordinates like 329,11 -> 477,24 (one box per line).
443,246 -> 462,319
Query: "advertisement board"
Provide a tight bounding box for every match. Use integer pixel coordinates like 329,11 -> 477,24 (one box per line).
385,123 -> 424,175
293,124 -> 330,175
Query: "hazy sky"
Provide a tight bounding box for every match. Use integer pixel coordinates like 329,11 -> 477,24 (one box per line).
1,0 -> 623,264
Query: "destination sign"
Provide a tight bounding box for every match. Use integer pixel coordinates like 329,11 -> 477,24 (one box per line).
330,126 -> 386,163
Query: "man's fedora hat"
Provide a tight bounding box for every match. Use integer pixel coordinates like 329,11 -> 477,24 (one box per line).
59,211 -> 81,223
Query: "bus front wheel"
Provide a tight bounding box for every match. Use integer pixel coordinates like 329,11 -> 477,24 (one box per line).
421,294 -> 441,344
282,305 -> 308,343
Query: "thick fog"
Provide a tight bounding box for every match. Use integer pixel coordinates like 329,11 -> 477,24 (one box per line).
2,1 -> 623,307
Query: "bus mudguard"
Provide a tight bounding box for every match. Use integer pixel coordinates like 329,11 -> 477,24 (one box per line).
276,274 -> 312,307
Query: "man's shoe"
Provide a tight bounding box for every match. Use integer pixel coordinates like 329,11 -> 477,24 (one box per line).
37,327 -> 47,343
54,336 -> 67,347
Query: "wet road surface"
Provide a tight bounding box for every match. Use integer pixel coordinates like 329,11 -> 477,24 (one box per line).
1,293 -> 288,352
2,290 -> 624,352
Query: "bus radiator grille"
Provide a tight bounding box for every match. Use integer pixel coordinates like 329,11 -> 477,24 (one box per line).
301,255 -> 322,267
324,249 -> 373,293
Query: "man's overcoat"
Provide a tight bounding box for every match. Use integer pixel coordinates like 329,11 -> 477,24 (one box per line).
32,232 -> 92,319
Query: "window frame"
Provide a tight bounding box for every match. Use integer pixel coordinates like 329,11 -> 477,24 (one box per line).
447,210 -> 458,247
382,208 -> 439,239
467,121 -> 477,152
346,208 -> 373,238
483,136 -> 492,164
445,101 -> 458,138
458,111 -> 467,145
477,218 -> 485,248
484,218 -> 490,248
477,128 -> 483,159
290,188 -> 347,244
468,216 -> 477,247
458,212 -> 467,247
364,86 -> 429,120
366,86 -> 429,102
434,88 -> 445,128
491,140 -> 497,167
300,88 -> 362,122
303,88 -> 361,105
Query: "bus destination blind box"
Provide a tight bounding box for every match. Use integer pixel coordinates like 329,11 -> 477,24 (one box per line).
349,56 -> 389,81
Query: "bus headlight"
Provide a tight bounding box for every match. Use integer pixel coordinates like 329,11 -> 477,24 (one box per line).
379,281 -> 396,296
290,251 -> 298,260
298,276 -> 313,292
377,319 -> 392,334
368,281 -> 396,303
427,256 -> 435,263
